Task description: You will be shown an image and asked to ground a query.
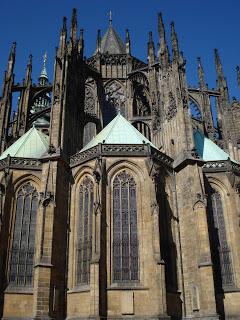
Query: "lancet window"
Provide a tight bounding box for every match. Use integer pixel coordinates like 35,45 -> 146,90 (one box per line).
208,190 -> 234,287
76,176 -> 93,285
9,182 -> 38,286
112,171 -> 139,283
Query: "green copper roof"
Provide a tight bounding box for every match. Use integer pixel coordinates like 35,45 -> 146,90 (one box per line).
81,113 -> 157,152
0,127 -> 49,160
194,130 -> 235,162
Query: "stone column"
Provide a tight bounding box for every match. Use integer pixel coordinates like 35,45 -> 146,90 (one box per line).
150,173 -> 169,318
33,158 -> 68,319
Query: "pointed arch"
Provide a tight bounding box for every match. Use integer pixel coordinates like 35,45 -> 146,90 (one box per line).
133,84 -> 151,117
103,80 -> 126,125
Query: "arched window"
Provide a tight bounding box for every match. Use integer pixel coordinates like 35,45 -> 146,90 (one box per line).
9,182 -> 38,286
76,176 -> 93,286
133,84 -> 151,117
208,189 -> 234,287
112,171 -> 139,283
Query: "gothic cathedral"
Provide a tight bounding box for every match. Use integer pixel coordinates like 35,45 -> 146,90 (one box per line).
0,9 -> 240,320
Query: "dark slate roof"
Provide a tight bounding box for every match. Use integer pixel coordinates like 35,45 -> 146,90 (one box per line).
100,25 -> 125,54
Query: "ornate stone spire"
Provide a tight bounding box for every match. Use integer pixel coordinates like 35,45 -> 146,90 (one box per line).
158,13 -> 169,67
125,29 -> 131,54
39,52 -> 48,85
197,57 -> 207,90
170,22 -> 180,61
148,31 -> 155,65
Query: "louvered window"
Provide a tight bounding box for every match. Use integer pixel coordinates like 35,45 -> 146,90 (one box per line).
76,177 -> 93,285
209,190 -> 234,286
9,182 -> 38,286
113,171 -> 139,283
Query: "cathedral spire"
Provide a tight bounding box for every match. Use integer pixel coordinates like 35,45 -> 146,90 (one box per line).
39,52 -> 48,85
158,13 -> 169,67
125,29 -> 131,54
70,8 -> 77,46
170,22 -> 180,61
148,31 -> 155,65
237,66 -> 240,87
197,57 -> 207,90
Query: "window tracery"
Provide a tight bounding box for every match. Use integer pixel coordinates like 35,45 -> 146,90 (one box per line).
76,176 -> 94,286
9,182 -> 38,287
133,85 -> 151,117
112,171 -> 139,283
104,81 -> 126,125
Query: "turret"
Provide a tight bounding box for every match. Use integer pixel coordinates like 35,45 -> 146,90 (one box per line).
125,29 -> 131,55
158,13 -> 169,68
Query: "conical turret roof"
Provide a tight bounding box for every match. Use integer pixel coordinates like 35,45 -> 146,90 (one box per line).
81,113 -> 157,152
0,127 -> 49,159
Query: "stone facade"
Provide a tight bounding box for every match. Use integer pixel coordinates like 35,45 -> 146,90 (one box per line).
0,9 -> 240,320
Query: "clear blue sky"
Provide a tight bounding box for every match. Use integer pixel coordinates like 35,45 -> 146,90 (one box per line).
0,0 -> 240,99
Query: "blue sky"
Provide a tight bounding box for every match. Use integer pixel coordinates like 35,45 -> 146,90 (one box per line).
0,0 -> 240,100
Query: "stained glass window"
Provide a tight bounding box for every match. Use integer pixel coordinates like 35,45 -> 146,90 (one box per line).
113,171 -> 139,283
9,182 -> 38,286
76,176 -> 93,285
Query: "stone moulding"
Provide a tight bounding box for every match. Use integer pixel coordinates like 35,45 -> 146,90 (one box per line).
203,159 -> 240,174
70,143 -> 173,168
0,156 -> 42,171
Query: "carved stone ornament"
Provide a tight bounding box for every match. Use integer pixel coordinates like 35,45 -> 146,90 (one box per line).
133,85 -> 151,116
39,191 -> 54,207
84,87 -> 95,115
152,91 -> 161,131
151,201 -> 159,216
105,81 -> 126,115
101,54 -> 127,65
165,92 -> 177,121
